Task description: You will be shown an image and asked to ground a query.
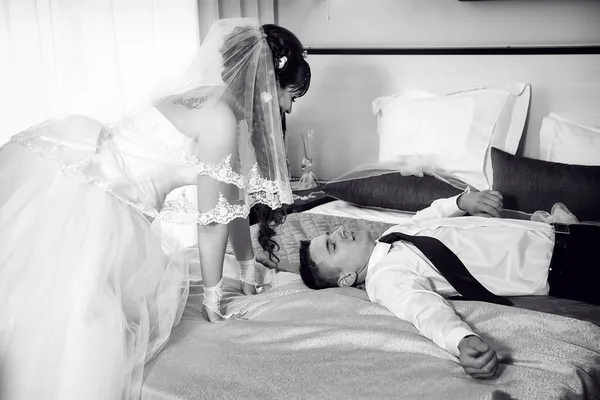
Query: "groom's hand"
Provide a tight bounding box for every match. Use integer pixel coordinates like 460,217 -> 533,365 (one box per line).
458,335 -> 499,379
457,190 -> 503,218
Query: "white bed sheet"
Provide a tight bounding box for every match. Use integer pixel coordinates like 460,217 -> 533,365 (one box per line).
143,203 -> 600,400
305,199 -> 416,224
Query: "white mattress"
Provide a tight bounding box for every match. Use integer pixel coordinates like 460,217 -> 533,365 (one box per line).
305,199 -> 416,224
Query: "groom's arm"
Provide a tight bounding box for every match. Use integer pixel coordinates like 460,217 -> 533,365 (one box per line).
412,189 -> 503,221
366,260 -> 477,357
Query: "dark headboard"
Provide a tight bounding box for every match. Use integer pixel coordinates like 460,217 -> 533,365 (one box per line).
307,45 -> 600,56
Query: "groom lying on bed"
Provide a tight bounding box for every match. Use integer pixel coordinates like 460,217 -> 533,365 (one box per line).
298,189 -> 599,380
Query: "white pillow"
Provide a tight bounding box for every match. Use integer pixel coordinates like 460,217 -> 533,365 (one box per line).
539,113 -> 600,165
373,83 -> 530,190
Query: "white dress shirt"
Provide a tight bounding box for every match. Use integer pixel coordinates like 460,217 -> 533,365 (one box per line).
365,194 -> 555,356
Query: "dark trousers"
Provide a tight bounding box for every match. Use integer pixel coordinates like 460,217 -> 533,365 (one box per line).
548,223 -> 600,306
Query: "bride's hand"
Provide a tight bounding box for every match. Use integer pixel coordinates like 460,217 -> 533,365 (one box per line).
241,281 -> 257,295
202,304 -> 224,322
239,258 -> 273,295
238,258 -> 260,295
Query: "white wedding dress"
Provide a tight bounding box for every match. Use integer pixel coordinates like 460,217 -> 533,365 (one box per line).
0,109 -> 288,400
0,107 -> 198,400
0,19 -> 292,400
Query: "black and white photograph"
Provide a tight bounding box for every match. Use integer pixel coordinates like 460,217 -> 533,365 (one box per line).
1,1 -> 599,399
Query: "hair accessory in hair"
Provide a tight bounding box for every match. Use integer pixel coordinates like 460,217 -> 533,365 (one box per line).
278,56 -> 288,70
302,50 -> 308,59
260,92 -> 272,103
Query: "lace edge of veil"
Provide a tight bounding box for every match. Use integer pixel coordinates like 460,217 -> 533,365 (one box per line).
158,187 -> 293,226
11,134 -> 293,226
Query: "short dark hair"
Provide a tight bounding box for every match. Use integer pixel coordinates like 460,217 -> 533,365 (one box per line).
298,240 -> 338,289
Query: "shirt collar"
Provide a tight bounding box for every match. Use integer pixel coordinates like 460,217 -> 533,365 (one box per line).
367,241 -> 391,270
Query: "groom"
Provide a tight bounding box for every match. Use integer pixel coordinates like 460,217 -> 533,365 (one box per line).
298,190 -> 599,379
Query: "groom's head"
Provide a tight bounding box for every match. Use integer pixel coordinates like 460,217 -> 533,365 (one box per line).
299,227 -> 376,289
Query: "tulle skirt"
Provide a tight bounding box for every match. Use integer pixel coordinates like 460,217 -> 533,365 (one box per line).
0,142 -> 189,400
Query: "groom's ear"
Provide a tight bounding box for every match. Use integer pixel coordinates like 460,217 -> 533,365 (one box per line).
337,272 -> 356,288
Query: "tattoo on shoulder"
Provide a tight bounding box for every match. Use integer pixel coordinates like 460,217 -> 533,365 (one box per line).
173,96 -> 209,110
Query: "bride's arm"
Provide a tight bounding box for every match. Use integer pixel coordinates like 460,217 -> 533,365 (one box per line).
228,216 -> 258,295
196,181 -> 230,288
158,99 -> 238,320
193,103 -> 238,288
195,174 -> 230,321
228,216 -> 254,262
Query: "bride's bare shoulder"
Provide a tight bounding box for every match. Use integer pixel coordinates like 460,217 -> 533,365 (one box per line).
155,90 -> 236,140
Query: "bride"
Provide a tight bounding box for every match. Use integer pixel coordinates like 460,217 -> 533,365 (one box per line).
0,18 -> 310,400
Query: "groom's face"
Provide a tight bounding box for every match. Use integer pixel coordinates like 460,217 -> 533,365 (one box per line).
308,227 -> 374,277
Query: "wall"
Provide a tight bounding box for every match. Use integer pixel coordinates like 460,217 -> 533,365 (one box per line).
285,53 -> 600,180
278,0 -> 600,47
277,0 -> 600,180
198,0 -> 276,40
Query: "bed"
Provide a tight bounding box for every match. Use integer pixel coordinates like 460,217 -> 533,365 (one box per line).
142,201 -> 600,400
144,43 -> 600,399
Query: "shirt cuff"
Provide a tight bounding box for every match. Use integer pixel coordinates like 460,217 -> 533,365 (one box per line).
444,326 -> 478,357
443,192 -> 468,218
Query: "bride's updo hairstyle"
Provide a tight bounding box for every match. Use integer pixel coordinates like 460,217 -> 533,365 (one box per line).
261,24 -> 311,98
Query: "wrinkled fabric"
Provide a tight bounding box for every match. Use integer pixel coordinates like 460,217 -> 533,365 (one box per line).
143,274 -> 600,400
0,18 -> 293,400
0,144 -> 189,400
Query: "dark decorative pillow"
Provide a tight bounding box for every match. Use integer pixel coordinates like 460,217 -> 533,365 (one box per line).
321,172 -> 463,212
491,147 -> 600,221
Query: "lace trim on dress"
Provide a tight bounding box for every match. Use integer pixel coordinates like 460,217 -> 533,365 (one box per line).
9,133 -> 171,220
247,163 -> 293,205
152,140 -> 292,205
161,191 -> 249,225
11,131 -> 292,226
9,134 -> 117,192
124,108 -> 293,204
151,141 -> 293,209
153,140 -> 247,189
158,186 -> 293,226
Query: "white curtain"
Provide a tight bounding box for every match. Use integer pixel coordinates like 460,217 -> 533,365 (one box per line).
0,0 -> 276,244
198,0 -> 276,40
0,0 -> 276,145
0,0 -> 201,145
